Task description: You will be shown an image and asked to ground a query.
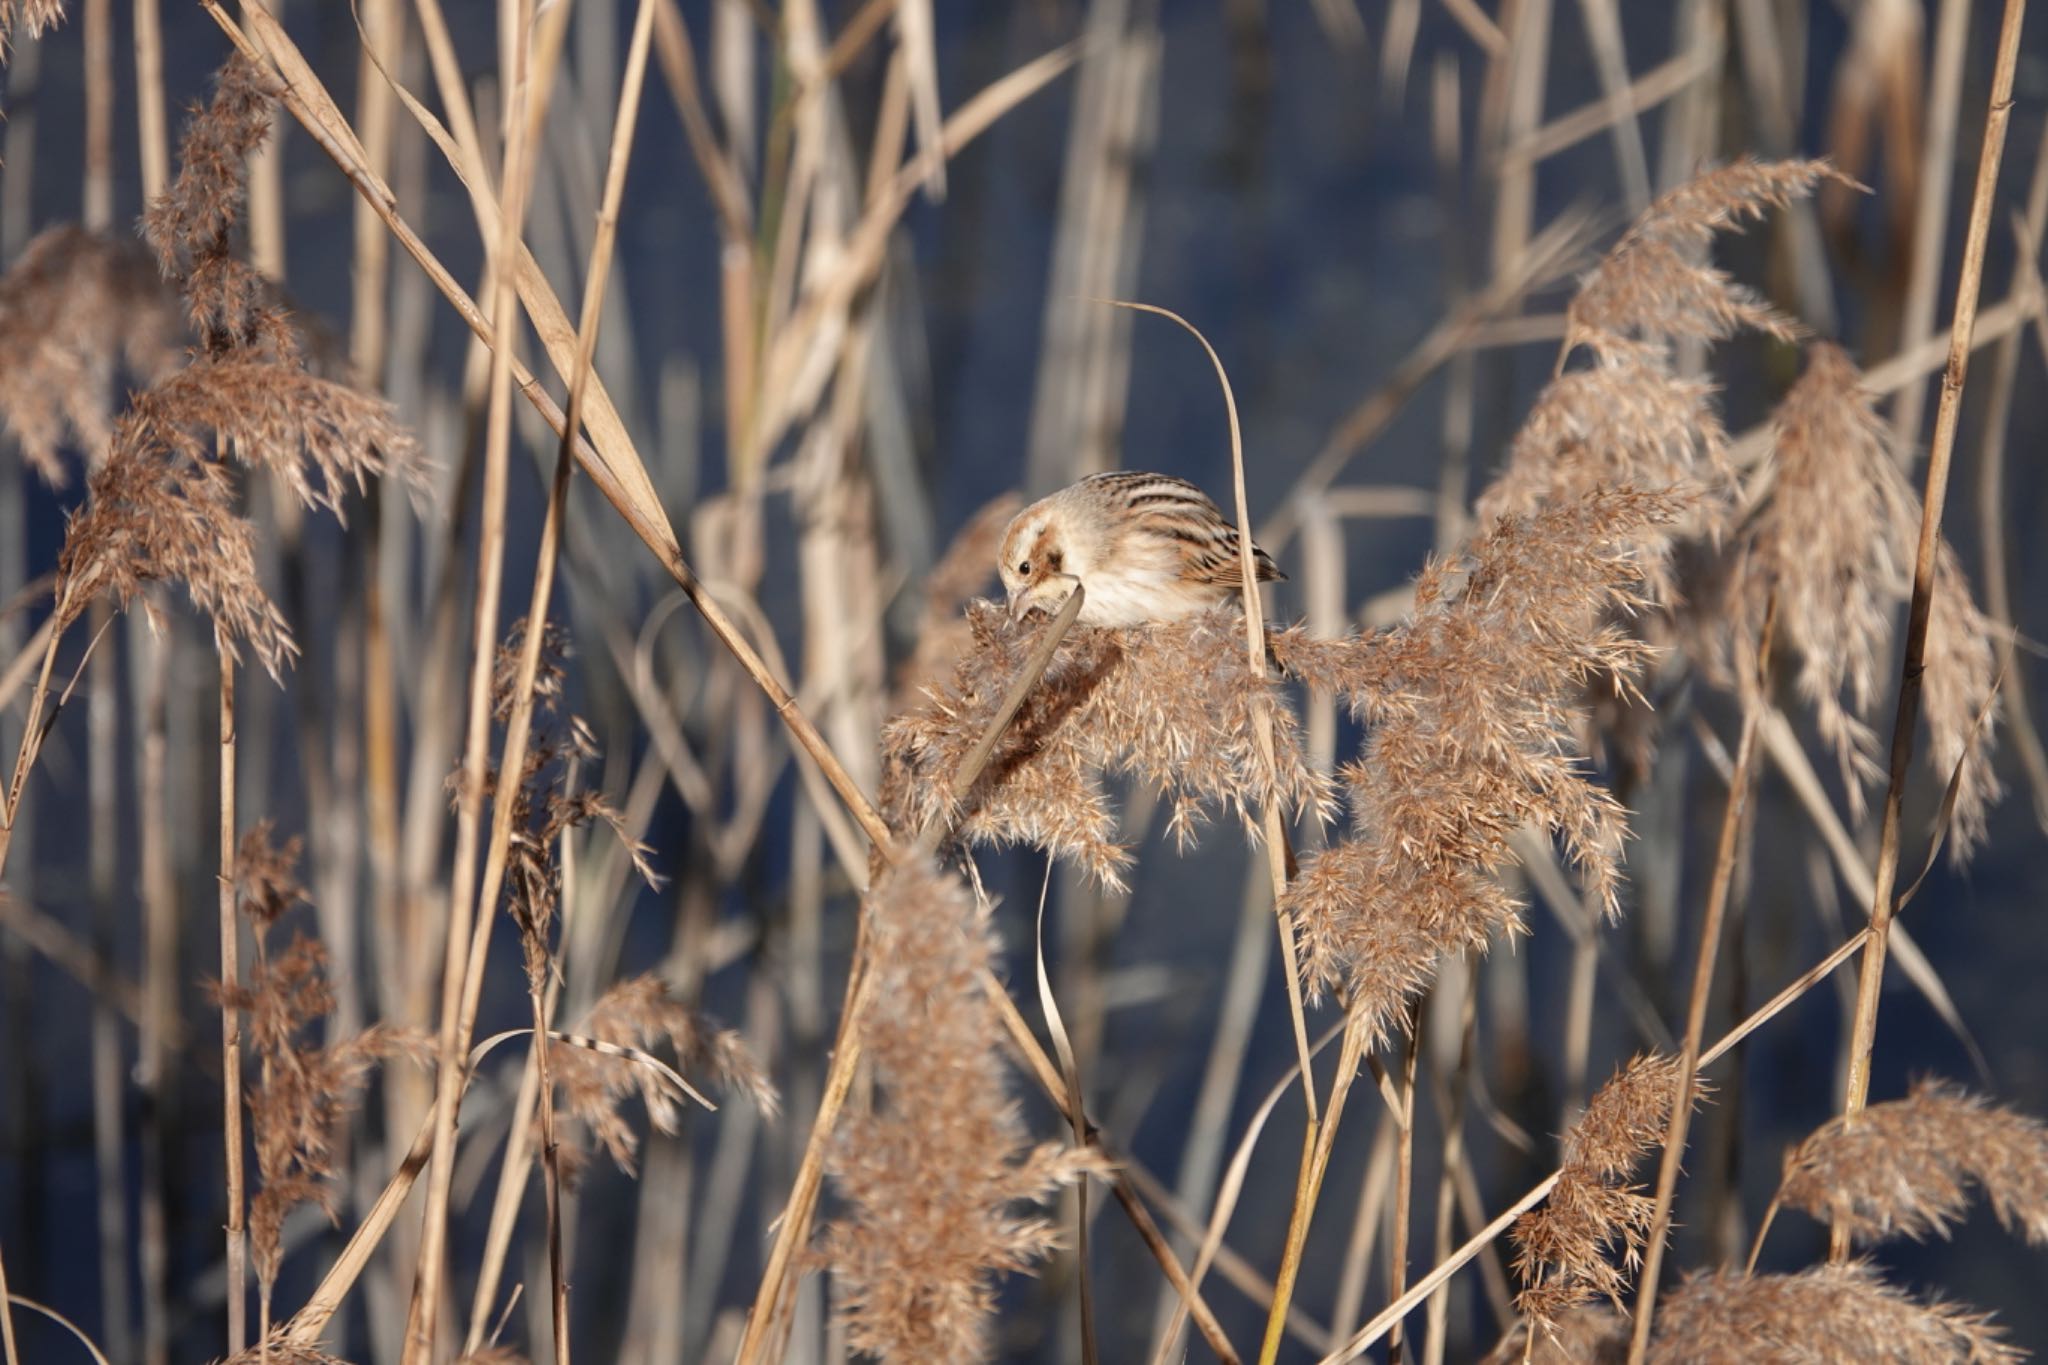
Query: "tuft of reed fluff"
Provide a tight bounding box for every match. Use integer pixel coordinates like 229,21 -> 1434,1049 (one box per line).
824,858 -> 1101,1361
52,55 -> 421,680
214,828 -> 426,1306
1284,490 -> 1685,1035
0,226 -> 183,483
1565,158 -> 1838,358
882,603 -> 1336,889
1649,1262 -> 2019,1364
1721,343 -> 2004,850
0,0 -> 62,43
546,975 -> 775,1181
1483,160 -> 1842,558
1511,1053 -> 1708,1327
1776,1078 -> 2048,1249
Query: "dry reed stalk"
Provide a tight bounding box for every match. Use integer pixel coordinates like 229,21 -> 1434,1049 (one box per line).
1890,0 -> 1972,449
204,0 -> 1065,873
221,659 -> 247,1356
1623,589 -> 1776,1360
403,0 -> 559,1350
1421,968 -> 1480,1365
1839,0 -> 2028,1193
1385,1006 -> 1423,1364
1973,128 -> 2048,828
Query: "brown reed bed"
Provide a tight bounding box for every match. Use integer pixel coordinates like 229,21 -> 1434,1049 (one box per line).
1,3 -> 2046,1363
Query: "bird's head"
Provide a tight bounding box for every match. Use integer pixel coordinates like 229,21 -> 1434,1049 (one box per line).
997,505 -> 1080,623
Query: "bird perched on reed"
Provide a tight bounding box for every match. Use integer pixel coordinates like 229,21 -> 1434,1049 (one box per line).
997,471 -> 1284,626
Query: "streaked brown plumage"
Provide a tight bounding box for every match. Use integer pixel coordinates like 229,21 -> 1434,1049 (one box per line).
996,471 -> 1283,626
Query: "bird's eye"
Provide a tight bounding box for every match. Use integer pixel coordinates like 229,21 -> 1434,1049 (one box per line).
1017,560 -> 1032,577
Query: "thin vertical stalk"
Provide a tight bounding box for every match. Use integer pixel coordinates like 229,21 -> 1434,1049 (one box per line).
1422,968 -> 1480,1365
1890,0 -> 1974,449
220,661 -> 246,1356
1627,598 -> 1778,1362
1385,1004 -> 1424,1365
1839,0 -> 2027,1194
134,0 -> 170,198
134,621 -> 173,1365
83,0 -> 113,229
404,0 -> 552,1352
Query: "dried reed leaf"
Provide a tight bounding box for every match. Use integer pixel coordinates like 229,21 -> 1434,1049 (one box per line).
1778,1078 -> 2048,1249
825,858 -> 1102,1362
1649,1262 -> 2020,1364
1511,1054 -> 1708,1328
882,602 -> 1336,890
0,226 -> 183,483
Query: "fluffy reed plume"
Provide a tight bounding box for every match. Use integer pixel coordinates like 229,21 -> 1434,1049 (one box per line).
893,492 -> 1022,711
1649,1263 -> 2018,1364
52,55 -> 420,678
1730,344 -> 2001,849
547,975 -> 775,1180
1511,1054 -> 1707,1328
1481,159 -> 1840,542
1479,1306 -> 1626,1364
1284,490 -> 1684,1031
882,603 -> 1335,888
1775,1078 -> 2048,1248
214,826 -> 425,1327
824,858 -> 1101,1361
0,226 -> 183,483
0,0 -> 62,43
1565,158 -> 1835,357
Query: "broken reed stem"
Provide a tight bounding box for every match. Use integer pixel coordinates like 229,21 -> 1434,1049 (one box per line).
1838,0 -> 2027,1200
219,658 -> 247,1358
1627,594 -> 1778,1363
405,1 -> 559,1355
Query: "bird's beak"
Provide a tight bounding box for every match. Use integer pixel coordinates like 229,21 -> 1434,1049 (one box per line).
1007,590 -> 1031,624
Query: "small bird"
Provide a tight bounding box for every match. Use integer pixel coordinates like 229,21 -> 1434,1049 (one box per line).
997,471 -> 1284,627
